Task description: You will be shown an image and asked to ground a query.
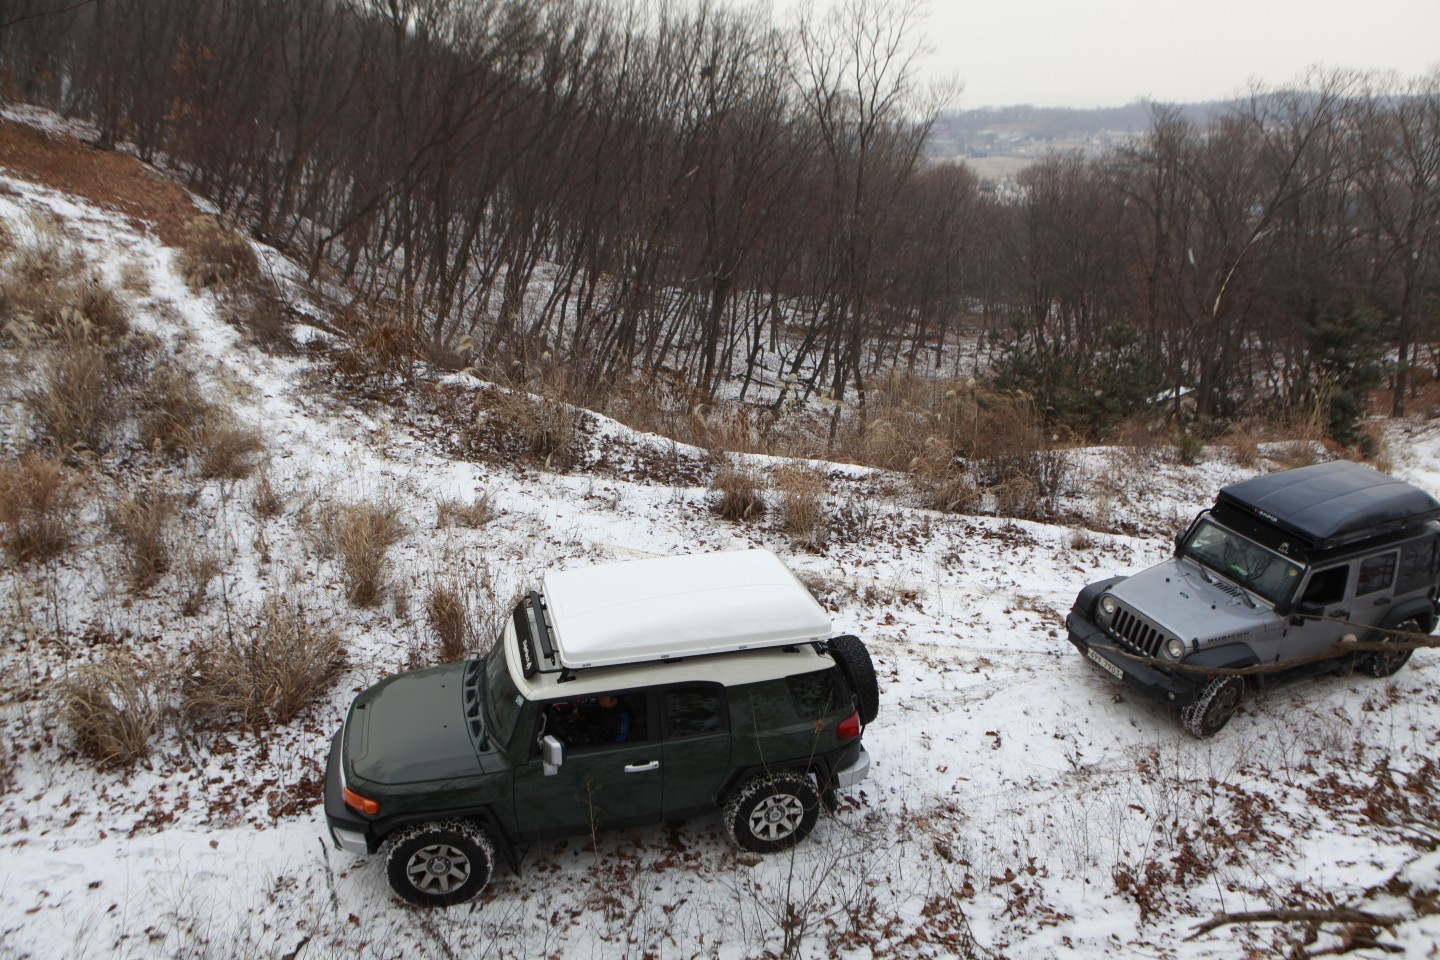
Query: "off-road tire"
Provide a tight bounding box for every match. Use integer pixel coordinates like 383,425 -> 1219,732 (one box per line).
1181,676 -> 1244,739
1355,617 -> 1422,678
828,635 -> 879,725
384,819 -> 495,907
725,771 -> 821,853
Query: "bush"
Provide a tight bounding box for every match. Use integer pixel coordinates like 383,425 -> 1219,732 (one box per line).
0,455 -> 81,562
177,217 -> 258,290
22,321 -> 121,455
436,494 -> 493,529
710,458 -> 767,521
58,651 -> 165,767
426,579 -> 471,663
188,596 -> 345,726
193,418 -> 263,479
317,497 -> 408,606
250,469 -> 286,519
774,464 -> 828,546
107,482 -> 175,591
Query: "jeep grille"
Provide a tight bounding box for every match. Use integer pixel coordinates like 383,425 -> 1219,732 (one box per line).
1106,605 -> 1175,659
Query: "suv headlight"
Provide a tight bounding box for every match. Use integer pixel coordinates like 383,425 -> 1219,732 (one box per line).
1099,595 -> 1117,616
1165,638 -> 1185,659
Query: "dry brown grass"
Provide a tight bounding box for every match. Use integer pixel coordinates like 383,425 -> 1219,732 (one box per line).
317,497 -> 408,606
326,308 -> 426,388
22,321 -> 122,455
179,548 -> 221,617
177,216 -> 257,290
193,418 -> 263,479
138,361 -> 211,456
710,457 -> 768,521
0,214 -> 130,344
0,455 -> 81,562
107,482 -> 174,591
187,596 -> 345,726
1223,425 -> 1262,468
436,494 -> 493,529
493,390 -> 580,469
250,469 -> 286,519
57,651 -> 165,767
775,463 -> 828,546
425,579 -> 471,663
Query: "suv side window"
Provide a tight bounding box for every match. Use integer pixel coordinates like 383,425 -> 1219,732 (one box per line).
787,669 -> 846,718
664,685 -> 726,738
1358,553 -> 1397,596
545,691 -> 648,749
1398,540 -> 1439,593
1301,565 -> 1349,606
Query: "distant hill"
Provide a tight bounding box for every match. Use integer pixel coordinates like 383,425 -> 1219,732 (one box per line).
927,100 -> 1231,168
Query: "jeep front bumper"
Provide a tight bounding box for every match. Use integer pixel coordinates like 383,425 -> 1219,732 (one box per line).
1066,608 -> 1199,708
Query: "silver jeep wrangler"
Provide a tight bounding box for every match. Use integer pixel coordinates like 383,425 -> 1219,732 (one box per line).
1067,461 -> 1440,737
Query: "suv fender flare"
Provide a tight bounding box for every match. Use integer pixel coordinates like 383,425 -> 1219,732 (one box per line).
1376,600 -> 1437,636
1182,642 -> 1261,672
376,807 -> 520,876
1074,576 -> 1127,618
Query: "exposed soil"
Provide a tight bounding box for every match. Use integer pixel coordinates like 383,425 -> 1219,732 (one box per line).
0,119 -> 199,244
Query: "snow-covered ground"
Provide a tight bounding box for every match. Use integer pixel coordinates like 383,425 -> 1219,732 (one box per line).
1,154 -> 1438,960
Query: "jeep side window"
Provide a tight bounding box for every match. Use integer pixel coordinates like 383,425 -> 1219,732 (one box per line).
1301,566 -> 1349,606
1358,553 -> 1397,596
1398,540 -> 1439,593
664,686 -> 726,738
787,669 -> 845,718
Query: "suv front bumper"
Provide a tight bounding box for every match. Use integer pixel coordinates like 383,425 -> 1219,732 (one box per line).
323,729 -> 376,855
1067,608 -> 1199,708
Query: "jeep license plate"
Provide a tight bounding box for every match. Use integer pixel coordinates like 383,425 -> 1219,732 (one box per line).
1087,647 -> 1125,681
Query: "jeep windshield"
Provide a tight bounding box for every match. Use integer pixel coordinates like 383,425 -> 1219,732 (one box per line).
1182,516 -> 1303,605
484,637 -> 524,749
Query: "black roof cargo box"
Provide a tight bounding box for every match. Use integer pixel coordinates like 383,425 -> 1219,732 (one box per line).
1214,460 -> 1440,552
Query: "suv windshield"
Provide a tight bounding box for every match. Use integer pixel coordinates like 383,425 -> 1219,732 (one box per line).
485,636 -> 524,749
1183,517 -> 1303,605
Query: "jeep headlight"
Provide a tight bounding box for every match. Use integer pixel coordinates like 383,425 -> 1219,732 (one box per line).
1099,595 -> 1117,616
1165,638 -> 1185,660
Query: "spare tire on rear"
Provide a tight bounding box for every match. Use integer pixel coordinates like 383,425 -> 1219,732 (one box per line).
827,635 -> 878,724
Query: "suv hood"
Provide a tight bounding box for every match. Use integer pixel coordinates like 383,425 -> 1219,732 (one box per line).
1107,558 -> 1276,645
346,663 -> 487,785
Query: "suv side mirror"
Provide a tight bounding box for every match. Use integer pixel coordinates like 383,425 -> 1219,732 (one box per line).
541,735 -> 565,776
1290,599 -> 1324,625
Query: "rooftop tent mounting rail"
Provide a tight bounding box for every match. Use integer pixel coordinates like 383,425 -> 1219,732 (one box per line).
528,591 -> 557,662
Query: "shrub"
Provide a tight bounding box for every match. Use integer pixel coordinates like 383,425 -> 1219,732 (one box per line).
138,361 -> 211,457
193,418 -> 263,479
177,217 -> 258,290
22,321 -> 121,454
180,548 -> 221,617
0,455 -> 81,562
250,469 -> 286,519
326,310 -> 425,388
775,464 -> 827,546
710,458 -> 767,521
57,651 -> 164,767
317,497 -> 408,606
107,482 -> 174,591
436,494 -> 493,529
493,390 -> 580,469
188,596 -> 344,726
426,579 -> 471,663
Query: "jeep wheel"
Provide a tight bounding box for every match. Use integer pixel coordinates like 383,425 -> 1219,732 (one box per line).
1181,676 -> 1244,739
828,635 -> 879,725
384,820 -> 494,907
725,772 -> 821,853
1355,617 -> 1421,678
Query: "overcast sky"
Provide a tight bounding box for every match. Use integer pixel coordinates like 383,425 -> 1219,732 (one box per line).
772,0 -> 1440,109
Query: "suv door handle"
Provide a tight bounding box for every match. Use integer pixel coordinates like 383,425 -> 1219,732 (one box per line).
1373,597 -> 1391,606
1329,610 -> 1349,619
624,761 -> 659,773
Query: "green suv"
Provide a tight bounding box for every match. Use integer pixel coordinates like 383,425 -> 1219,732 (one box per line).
323,549 -> 878,906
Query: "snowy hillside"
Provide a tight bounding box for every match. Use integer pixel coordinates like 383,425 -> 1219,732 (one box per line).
1,117 -> 1438,959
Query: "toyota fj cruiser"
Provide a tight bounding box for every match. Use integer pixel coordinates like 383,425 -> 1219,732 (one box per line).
323,549 -> 877,906
1068,460 -> 1440,737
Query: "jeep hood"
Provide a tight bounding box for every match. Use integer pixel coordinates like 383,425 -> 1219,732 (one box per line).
1106,558 -> 1275,645
345,663 -> 493,785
